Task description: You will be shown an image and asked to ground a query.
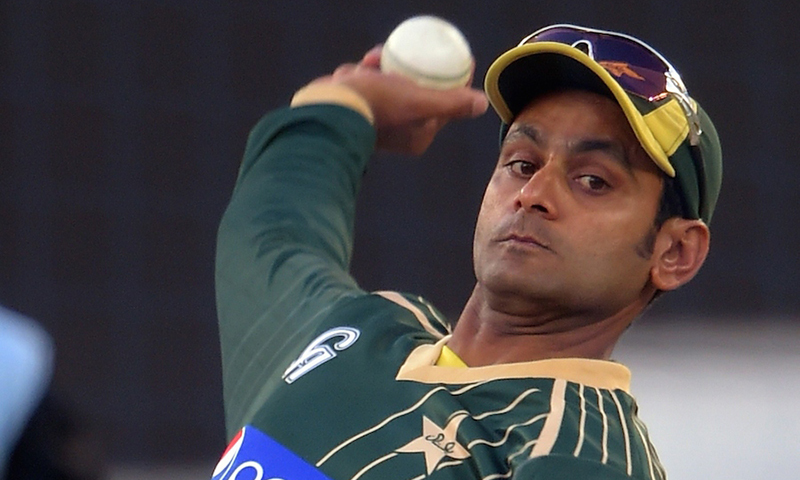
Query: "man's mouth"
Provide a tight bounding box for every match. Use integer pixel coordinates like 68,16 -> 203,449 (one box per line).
500,233 -> 552,252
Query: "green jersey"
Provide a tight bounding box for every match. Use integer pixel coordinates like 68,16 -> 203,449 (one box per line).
215,104 -> 666,480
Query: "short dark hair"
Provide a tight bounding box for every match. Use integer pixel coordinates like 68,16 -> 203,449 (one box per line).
654,175 -> 689,228
638,175 -> 689,260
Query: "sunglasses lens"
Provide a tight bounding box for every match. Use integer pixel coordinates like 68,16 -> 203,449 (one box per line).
526,27 -> 670,100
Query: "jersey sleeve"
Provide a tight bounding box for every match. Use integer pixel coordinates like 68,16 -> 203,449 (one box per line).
513,454 -> 646,480
215,104 -> 376,434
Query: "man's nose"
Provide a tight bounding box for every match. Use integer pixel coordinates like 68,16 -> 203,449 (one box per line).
515,162 -> 560,219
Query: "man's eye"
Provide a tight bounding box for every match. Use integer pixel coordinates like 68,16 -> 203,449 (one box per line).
507,160 -> 537,177
576,174 -> 610,191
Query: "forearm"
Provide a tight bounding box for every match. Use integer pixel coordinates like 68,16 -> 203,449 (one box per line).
219,104 -> 373,286
214,55 -> 486,431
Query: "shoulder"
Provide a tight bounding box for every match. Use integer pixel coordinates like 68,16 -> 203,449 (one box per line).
308,290 -> 450,340
369,291 -> 451,337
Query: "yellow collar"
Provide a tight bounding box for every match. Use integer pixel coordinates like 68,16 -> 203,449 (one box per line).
401,337 -> 631,393
436,345 -> 468,367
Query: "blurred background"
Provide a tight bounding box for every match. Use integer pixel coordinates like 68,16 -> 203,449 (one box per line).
0,0 -> 797,478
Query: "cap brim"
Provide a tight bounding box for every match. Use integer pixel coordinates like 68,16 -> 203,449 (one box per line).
484,42 -> 676,177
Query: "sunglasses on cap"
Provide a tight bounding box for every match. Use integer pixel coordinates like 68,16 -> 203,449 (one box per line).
519,24 -> 703,147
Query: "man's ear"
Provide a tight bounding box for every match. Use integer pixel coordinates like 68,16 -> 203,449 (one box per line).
650,218 -> 710,291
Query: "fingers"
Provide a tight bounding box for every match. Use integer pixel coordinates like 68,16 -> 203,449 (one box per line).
332,63 -> 358,79
407,86 -> 489,120
360,45 -> 382,68
334,45 -> 487,121
466,60 -> 476,87
335,45 -> 382,79
314,46 -> 489,156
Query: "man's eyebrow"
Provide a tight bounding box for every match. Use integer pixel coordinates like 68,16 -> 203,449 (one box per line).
503,124 -> 541,145
503,125 -> 636,174
571,138 -> 634,173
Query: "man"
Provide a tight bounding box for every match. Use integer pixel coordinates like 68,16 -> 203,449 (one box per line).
213,24 -> 721,480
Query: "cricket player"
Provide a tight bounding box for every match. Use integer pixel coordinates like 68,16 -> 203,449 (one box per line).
212,24 -> 722,480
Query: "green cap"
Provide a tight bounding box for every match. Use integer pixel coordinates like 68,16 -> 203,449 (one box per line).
484,28 -> 722,224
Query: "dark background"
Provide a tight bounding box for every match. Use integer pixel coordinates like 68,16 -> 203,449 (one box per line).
0,0 -> 797,470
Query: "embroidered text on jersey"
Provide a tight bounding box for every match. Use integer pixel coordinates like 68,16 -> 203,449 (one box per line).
282,327 -> 360,384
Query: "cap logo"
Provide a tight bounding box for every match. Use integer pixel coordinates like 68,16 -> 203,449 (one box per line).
570,39 -> 594,58
598,61 -> 645,81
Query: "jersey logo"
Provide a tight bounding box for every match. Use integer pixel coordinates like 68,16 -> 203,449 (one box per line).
396,414 -> 471,474
282,326 -> 360,384
211,425 -> 333,480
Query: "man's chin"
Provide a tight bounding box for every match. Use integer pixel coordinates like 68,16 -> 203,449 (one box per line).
479,273 -> 567,306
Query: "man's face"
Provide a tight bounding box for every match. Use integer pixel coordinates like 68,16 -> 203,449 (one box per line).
473,89 -> 664,318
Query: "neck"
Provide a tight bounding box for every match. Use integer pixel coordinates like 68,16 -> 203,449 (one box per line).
448,285 -> 648,366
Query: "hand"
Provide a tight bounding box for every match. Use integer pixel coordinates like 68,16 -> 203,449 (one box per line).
312,46 -> 489,155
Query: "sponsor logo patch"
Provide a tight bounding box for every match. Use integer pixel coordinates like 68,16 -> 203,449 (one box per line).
211,425 -> 333,480
282,327 -> 360,384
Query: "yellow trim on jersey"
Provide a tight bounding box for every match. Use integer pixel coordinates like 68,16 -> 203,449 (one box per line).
436,345 -> 468,368
375,291 -> 447,338
291,82 -> 375,124
529,378 -> 567,458
398,337 -> 631,393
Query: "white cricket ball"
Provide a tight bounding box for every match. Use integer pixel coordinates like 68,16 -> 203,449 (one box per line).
380,15 -> 473,90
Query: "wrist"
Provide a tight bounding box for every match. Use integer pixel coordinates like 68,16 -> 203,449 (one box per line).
291,82 -> 375,124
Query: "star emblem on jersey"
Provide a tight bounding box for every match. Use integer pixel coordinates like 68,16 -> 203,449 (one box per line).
395,414 -> 470,475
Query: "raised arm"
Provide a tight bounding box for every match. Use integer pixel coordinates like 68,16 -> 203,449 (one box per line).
215,46 -> 487,432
